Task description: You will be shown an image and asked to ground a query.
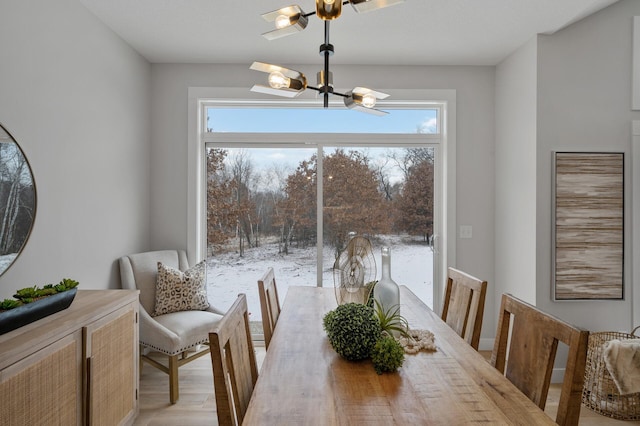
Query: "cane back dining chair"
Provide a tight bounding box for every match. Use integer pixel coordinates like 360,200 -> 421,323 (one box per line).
209,293 -> 259,426
490,293 -> 589,426
119,249 -> 224,404
258,267 -> 281,350
440,267 -> 487,350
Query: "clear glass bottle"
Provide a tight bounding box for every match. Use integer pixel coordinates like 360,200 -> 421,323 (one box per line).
373,246 -> 400,315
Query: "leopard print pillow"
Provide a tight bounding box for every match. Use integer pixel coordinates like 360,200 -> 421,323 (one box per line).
152,260 -> 209,316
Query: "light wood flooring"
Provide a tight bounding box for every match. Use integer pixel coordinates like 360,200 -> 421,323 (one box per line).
134,347 -> 640,425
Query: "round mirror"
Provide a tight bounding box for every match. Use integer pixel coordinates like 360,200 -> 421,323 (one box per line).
0,123 -> 36,277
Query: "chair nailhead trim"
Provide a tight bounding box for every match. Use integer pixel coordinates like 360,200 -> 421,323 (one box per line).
140,338 -> 209,356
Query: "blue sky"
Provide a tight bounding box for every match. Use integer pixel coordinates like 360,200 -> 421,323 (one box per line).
206,108 -> 438,134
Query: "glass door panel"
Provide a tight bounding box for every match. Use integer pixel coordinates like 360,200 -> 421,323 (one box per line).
205,146 -> 317,319
322,146 -> 435,308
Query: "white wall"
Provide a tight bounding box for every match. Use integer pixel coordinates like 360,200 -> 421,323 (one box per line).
535,0 -> 640,331
0,0 -> 152,299
149,63 -> 497,340
0,2 -> 498,339
494,38 -> 538,309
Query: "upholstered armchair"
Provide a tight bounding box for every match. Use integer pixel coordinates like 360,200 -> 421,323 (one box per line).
119,249 -> 224,404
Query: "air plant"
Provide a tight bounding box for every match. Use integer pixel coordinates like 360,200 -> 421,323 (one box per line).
373,299 -> 409,338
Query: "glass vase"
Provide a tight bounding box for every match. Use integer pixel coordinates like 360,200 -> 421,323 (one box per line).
373,246 -> 400,315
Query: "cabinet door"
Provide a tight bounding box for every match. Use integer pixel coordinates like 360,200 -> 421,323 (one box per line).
84,303 -> 138,426
0,331 -> 83,426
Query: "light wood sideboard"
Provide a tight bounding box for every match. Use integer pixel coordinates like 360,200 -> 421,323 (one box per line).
0,290 -> 139,426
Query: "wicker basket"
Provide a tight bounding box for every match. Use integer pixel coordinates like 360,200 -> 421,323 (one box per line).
582,327 -> 640,420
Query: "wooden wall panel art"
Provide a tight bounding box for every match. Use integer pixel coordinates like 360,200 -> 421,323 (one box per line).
553,152 -> 624,300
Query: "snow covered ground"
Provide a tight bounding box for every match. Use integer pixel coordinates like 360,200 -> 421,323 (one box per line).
206,235 -> 433,319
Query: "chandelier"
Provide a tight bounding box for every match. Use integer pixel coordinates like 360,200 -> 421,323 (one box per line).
250,0 -> 404,115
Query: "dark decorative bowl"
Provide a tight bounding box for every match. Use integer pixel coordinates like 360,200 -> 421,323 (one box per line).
0,288 -> 77,335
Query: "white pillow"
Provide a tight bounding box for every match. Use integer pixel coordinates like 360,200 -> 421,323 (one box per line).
152,260 -> 209,316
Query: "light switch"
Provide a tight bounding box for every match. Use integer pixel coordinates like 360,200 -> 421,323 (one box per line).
459,225 -> 473,239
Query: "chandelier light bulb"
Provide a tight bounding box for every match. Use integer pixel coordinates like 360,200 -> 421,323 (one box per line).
361,93 -> 377,108
274,14 -> 291,29
268,71 -> 290,89
316,0 -> 341,20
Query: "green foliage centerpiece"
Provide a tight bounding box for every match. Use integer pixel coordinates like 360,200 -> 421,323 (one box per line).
323,300 -> 408,374
371,336 -> 405,375
0,278 -> 79,335
7,278 -> 79,306
323,303 -> 380,361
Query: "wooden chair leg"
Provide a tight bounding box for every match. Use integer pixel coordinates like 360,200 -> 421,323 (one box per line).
139,345 -> 144,375
169,354 -> 179,404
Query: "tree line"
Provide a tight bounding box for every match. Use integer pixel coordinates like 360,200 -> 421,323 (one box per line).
0,142 -> 35,256
206,147 -> 434,257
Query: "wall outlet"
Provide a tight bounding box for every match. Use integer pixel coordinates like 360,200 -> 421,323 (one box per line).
459,225 -> 473,239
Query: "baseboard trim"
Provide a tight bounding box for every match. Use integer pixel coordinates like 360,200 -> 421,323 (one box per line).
478,337 -> 494,352
552,368 -> 565,384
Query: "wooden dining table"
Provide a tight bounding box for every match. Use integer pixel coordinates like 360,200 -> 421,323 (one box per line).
243,285 -> 555,425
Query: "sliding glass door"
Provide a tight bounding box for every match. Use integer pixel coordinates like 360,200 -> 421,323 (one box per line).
202,106 -> 441,326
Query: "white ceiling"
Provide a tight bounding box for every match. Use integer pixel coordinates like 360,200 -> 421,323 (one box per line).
80,0 -> 619,66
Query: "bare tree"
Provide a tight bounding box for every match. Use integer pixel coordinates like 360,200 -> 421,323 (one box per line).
390,147 -> 434,181
373,156 -> 394,201
229,149 -> 256,256
0,144 -> 32,255
263,164 -> 290,253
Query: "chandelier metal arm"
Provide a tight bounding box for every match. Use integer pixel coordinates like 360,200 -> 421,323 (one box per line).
252,0 -> 400,114
307,85 -> 348,97
324,17 -> 331,45
321,20 -> 332,107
